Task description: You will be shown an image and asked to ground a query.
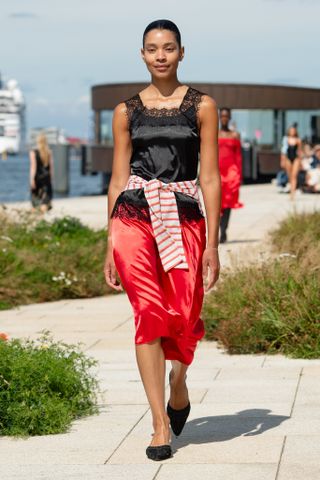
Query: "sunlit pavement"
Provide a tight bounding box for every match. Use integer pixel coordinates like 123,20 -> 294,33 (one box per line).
1,184 -> 320,480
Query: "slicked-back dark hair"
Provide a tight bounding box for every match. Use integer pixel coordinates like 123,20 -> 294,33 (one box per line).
142,19 -> 181,48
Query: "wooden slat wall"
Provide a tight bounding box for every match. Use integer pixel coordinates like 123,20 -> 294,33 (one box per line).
92,82 -> 320,111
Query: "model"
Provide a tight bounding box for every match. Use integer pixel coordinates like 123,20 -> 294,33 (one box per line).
218,108 -> 243,243
280,125 -> 302,200
29,133 -> 54,213
104,19 -> 221,461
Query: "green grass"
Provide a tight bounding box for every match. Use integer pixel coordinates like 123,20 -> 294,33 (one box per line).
202,210 -> 320,358
0,210 -> 114,310
0,330 -> 100,436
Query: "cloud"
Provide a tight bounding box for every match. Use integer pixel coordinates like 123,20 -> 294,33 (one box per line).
33,97 -> 49,107
76,95 -> 90,105
9,12 -> 38,19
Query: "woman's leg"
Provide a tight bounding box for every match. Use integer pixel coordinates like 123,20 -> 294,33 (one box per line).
284,158 -> 292,190
163,218 -> 206,410
220,207 -> 231,243
112,217 -> 171,447
168,360 -> 189,409
40,204 -> 49,213
135,338 -> 171,446
290,158 -> 301,200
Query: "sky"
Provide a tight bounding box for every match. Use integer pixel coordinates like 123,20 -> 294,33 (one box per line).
1,0 -> 319,137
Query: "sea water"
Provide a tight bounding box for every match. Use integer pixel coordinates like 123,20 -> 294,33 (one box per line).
0,150 -> 103,203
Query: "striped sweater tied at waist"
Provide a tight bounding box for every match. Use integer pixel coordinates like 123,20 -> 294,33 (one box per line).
123,174 -> 204,272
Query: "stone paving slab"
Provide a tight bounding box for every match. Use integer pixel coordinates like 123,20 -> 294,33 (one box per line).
1,464 -> 160,480
280,435 -> 320,465
157,464 -> 278,480
277,464 -> 320,480
216,366 -> 302,380
0,405 -> 148,465
202,379 -> 298,404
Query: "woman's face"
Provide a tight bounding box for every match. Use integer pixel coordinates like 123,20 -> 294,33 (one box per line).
141,29 -> 183,77
220,110 -> 231,128
288,127 -> 297,137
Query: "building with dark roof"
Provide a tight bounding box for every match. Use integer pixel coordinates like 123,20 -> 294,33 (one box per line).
90,82 -> 320,182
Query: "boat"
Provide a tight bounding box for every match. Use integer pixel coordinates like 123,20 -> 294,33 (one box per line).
0,73 -> 26,154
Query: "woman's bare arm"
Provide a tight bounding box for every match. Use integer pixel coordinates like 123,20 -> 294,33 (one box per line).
104,102 -> 132,290
198,95 -> 221,290
107,102 -> 132,239
198,95 -> 221,248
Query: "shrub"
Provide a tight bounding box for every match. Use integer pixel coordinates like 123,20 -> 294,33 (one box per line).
0,330 -> 100,436
202,211 -> 320,358
0,210 -> 115,310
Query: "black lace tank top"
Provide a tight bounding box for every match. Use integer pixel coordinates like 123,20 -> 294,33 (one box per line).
111,86 -> 206,223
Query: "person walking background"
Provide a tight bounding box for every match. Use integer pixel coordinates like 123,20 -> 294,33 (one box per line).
104,19 -> 221,461
218,108 -> 243,243
280,125 -> 302,200
29,133 -> 54,213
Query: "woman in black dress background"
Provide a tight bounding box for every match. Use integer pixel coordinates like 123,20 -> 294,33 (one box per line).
29,133 -> 54,213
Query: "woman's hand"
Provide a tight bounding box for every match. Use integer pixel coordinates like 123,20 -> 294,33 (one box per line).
202,247 -> 220,292
104,244 -> 123,291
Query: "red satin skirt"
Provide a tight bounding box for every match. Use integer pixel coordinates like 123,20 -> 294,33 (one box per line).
111,215 -> 206,365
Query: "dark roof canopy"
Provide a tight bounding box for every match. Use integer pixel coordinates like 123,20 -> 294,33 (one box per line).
92,82 -> 320,111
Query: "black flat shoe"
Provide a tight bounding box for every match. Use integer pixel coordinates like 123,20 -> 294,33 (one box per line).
166,400 -> 191,436
146,444 -> 172,461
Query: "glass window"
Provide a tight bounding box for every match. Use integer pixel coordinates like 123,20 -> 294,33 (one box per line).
231,110 -> 274,145
285,110 -> 320,142
100,110 -> 113,146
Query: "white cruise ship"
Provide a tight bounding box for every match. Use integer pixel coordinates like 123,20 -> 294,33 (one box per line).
0,73 -> 26,154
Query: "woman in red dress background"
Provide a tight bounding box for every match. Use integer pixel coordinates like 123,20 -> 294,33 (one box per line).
218,108 -> 243,243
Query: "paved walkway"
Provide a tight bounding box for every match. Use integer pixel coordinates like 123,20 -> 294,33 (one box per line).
1,185 -> 320,479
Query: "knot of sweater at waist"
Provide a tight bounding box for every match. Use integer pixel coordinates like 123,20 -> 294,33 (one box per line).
122,174 -> 204,272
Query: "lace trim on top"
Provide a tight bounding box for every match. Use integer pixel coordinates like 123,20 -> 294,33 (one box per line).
124,86 -> 205,124
111,201 -> 205,223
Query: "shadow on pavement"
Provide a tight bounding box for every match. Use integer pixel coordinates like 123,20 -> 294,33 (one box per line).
172,408 -> 290,451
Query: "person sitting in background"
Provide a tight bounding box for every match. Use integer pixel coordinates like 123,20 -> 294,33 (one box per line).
297,142 -> 314,190
305,144 -> 320,192
310,144 -> 320,168
300,142 -> 314,171
29,133 -> 54,213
